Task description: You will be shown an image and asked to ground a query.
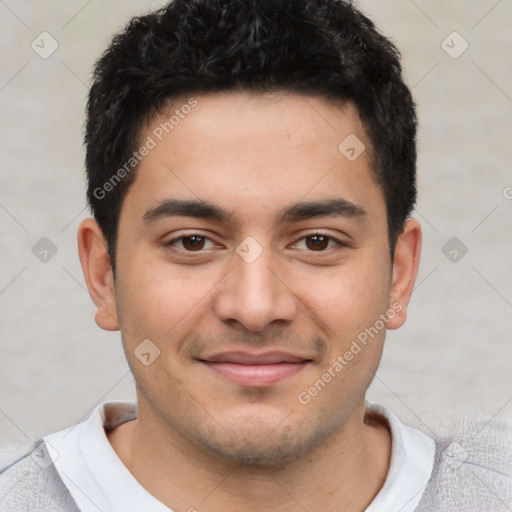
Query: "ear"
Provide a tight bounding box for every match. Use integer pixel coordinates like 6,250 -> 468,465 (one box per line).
386,217 -> 422,330
77,218 -> 120,331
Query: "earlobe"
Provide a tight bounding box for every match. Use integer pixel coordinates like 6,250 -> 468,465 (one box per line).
386,218 -> 422,330
77,218 -> 120,331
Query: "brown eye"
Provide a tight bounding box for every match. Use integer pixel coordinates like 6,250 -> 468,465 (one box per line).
305,235 -> 330,251
181,235 -> 206,251
164,233 -> 219,254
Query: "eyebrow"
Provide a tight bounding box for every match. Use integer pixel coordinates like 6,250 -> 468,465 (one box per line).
277,198 -> 366,223
143,199 -> 233,224
142,197 -> 366,225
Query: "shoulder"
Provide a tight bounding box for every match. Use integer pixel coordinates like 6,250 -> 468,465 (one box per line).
0,439 -> 79,512
416,414 -> 512,511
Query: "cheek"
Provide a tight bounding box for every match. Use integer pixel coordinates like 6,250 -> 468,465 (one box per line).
115,258 -> 220,346
295,257 -> 390,335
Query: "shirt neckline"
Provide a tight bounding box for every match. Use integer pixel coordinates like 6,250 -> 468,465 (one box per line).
45,399 -> 434,512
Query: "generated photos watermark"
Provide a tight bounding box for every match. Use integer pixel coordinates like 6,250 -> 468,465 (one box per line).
298,301 -> 402,405
93,97 -> 198,200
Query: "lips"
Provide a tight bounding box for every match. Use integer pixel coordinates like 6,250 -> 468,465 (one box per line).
199,351 -> 312,387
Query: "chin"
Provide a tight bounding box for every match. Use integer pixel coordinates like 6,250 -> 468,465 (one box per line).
194,413 -> 339,469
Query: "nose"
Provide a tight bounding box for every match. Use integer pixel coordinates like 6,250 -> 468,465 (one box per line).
213,245 -> 297,332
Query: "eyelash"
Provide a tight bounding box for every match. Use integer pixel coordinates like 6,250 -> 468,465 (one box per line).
164,232 -> 346,254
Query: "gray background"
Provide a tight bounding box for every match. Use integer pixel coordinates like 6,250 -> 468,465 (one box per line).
1,0 -> 511,444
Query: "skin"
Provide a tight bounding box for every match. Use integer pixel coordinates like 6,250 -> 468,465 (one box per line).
77,90 -> 421,512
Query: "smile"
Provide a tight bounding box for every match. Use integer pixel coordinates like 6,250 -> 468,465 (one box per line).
199,351 -> 312,387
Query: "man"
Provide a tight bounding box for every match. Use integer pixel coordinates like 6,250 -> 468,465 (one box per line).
1,0 -> 510,510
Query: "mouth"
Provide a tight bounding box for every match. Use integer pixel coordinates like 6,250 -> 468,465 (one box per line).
198,351 -> 312,387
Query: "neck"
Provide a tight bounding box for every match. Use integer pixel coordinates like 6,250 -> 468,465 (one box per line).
108,398 -> 391,512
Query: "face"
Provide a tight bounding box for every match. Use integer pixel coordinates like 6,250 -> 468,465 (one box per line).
80,91 -> 418,467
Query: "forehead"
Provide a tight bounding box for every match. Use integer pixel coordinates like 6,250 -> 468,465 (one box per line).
121,90 -> 385,228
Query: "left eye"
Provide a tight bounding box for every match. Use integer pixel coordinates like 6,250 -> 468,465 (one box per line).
293,234 -> 341,251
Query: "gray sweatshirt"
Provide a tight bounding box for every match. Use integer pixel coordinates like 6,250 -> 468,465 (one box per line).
1,414 -> 511,511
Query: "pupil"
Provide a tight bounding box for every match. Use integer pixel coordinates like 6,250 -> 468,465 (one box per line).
307,235 -> 328,251
183,236 -> 204,250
